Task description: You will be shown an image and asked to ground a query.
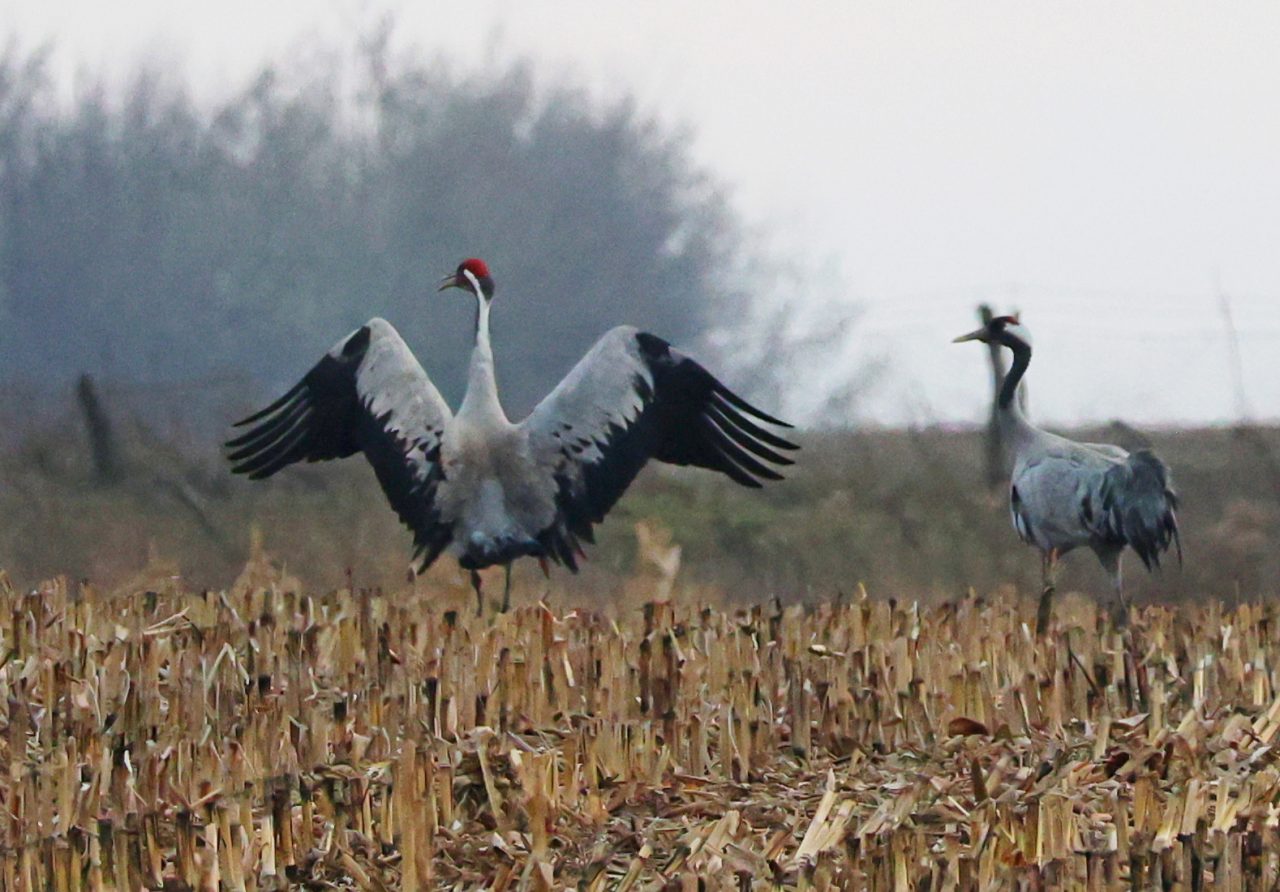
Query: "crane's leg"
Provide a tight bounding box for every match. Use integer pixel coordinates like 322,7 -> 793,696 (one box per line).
1036,548 -> 1060,636
1091,545 -> 1128,629
1108,553 -> 1129,629
501,563 -> 512,613
470,569 -> 484,617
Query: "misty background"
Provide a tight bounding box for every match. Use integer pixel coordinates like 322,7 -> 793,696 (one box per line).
0,35 -> 792,432
3,2 -> 1279,429
0,3 -> 1274,602
10,0 -> 1280,430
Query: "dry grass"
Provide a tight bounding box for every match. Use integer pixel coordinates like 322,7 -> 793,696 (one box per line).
1,543 -> 1279,890
2,412 -> 1277,606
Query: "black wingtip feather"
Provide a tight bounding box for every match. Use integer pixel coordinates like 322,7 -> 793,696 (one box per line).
225,395 -> 307,449
230,380 -> 307,428
711,393 -> 799,451
713,383 -> 794,429
233,424 -> 312,478
227,406 -> 310,466
225,403 -> 312,459
698,416 -> 785,483
706,402 -> 795,467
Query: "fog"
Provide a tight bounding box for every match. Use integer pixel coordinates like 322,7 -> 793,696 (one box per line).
4,1 -> 1278,426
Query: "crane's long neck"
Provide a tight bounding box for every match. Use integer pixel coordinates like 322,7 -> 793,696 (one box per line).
458,295 -> 507,423
995,334 -> 1036,449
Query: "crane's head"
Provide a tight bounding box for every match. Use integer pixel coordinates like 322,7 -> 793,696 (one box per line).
952,314 -> 1031,349
438,258 -> 496,301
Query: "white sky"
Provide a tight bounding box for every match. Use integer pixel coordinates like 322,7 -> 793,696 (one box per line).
4,1 -> 1279,426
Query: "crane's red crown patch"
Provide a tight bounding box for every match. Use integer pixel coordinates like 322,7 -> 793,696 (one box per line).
460,258 -> 491,279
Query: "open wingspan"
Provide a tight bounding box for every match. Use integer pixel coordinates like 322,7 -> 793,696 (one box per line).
226,318 -> 457,567
520,325 -> 797,568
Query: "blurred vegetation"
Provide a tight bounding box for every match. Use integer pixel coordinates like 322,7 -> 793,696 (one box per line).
2,383 -> 1275,608
0,35 -> 787,424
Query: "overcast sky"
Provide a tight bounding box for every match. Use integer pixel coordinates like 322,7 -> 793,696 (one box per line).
4,1 -> 1278,426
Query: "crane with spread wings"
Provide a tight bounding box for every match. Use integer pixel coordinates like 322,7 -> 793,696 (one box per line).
227,258 -> 797,612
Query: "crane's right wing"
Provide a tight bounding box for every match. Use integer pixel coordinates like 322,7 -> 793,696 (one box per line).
226,318 -> 456,567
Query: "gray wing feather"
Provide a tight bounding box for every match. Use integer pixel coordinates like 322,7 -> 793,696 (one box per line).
519,325 -> 797,568
1009,441 -> 1119,552
1081,442 -> 1130,461
227,318 -> 456,566
1010,485 -> 1035,545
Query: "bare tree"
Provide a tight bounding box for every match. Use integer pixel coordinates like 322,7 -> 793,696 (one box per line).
76,374 -> 120,484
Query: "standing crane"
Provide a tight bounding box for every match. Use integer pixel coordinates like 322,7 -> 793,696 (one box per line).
227,258 -> 798,613
953,314 -> 1181,633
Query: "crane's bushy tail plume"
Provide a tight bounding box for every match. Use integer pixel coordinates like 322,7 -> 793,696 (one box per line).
1098,449 -> 1182,570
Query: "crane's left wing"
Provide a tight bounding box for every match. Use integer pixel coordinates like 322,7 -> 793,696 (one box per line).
226,318 -> 456,568
520,326 -> 798,568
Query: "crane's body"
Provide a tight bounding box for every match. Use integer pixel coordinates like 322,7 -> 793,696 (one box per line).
955,315 -> 1181,632
228,259 -> 797,611
438,420 -> 543,568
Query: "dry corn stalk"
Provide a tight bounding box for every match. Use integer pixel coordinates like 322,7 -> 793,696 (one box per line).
0,558 -> 1274,888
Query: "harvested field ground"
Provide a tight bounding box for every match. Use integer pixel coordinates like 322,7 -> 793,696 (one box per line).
2,553 -> 1279,890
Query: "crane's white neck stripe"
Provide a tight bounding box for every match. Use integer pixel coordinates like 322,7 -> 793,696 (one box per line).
1004,323 -> 1032,348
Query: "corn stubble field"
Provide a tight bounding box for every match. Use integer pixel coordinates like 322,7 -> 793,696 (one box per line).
1,542 -> 1278,892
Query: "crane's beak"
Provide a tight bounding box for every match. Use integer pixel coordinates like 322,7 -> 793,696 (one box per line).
952,327 -> 989,344
437,273 -> 463,293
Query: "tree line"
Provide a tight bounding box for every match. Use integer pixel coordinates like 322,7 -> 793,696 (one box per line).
0,37 -> 766,423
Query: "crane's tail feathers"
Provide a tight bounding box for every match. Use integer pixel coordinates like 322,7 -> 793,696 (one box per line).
535,527 -> 582,573
412,541 -> 449,575
1100,449 -> 1182,572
